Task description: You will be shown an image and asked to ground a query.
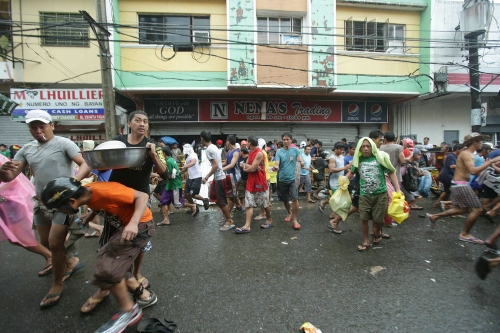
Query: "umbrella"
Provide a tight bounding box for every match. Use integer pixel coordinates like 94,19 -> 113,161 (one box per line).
160,136 -> 178,145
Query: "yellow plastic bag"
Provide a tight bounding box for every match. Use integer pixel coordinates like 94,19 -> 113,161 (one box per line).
328,175 -> 351,221
388,191 -> 410,223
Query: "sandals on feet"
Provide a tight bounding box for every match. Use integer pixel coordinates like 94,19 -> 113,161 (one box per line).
357,244 -> 370,252
80,294 -> 109,313
38,263 -> 53,277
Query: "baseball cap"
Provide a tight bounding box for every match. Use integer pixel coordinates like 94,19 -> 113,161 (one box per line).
258,138 -> 266,150
241,140 -> 247,146
25,109 -> 52,124
412,148 -> 421,155
300,141 -> 306,148
216,139 -> 223,145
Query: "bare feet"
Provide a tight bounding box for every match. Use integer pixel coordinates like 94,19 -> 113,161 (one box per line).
426,213 -> 437,228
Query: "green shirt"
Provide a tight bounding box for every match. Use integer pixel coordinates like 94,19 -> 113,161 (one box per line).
0,150 -> 10,158
165,157 -> 182,190
352,155 -> 390,196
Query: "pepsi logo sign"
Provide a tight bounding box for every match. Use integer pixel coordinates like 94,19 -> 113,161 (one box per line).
371,104 -> 382,116
348,103 -> 359,117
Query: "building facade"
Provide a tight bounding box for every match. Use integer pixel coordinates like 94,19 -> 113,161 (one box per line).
1,0 -> 106,146
394,0 -> 500,146
110,0 -> 429,146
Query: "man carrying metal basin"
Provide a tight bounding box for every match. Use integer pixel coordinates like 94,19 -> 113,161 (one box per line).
79,110 -> 165,313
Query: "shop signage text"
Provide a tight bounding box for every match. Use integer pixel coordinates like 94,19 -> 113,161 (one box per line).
10,88 -> 104,121
143,98 -> 388,123
200,100 -> 342,122
145,99 -> 198,121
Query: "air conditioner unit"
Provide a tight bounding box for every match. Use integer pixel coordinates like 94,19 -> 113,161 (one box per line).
386,40 -> 404,54
193,30 -> 210,44
281,34 -> 302,45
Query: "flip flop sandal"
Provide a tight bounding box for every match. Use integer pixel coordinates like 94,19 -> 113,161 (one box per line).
138,277 -> 151,290
80,294 -> 109,313
137,318 -> 178,333
38,264 -> 53,277
40,292 -> 62,309
357,244 -> 370,252
254,215 -> 266,220
63,261 -> 85,281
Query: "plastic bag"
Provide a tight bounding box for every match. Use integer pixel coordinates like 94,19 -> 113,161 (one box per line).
300,322 -> 323,333
328,175 -> 351,221
388,191 -> 410,223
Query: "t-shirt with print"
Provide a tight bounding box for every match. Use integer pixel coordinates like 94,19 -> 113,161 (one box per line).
86,182 -> 153,228
300,154 -> 311,176
205,143 -> 225,181
275,147 -> 301,182
108,135 -> 155,194
14,136 -> 81,196
351,155 -> 390,196
165,156 -> 182,190
185,152 -> 202,179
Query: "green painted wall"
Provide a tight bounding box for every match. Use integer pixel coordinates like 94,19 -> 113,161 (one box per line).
227,0 -> 255,85
310,0 -> 335,87
336,74 -> 422,92
114,71 -> 227,89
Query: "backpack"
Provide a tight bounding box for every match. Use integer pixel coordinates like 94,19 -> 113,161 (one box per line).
402,162 -> 419,191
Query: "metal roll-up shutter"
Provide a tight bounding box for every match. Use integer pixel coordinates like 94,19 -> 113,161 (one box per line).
289,124 -> 359,147
359,124 -> 381,138
149,123 -> 222,136
0,116 -> 32,146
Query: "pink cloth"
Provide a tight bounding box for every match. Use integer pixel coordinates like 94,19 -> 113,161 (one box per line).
384,175 -> 395,225
0,155 -> 37,247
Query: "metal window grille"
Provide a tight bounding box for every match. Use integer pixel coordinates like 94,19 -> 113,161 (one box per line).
345,19 -> 405,53
138,15 -> 210,45
40,12 -> 89,47
257,17 -> 302,44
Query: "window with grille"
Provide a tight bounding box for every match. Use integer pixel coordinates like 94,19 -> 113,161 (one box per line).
345,18 -> 405,53
40,12 -> 89,47
138,15 -> 210,44
257,17 -> 302,44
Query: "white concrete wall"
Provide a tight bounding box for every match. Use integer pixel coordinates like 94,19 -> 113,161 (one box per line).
430,0 -> 500,93
409,94 -> 471,145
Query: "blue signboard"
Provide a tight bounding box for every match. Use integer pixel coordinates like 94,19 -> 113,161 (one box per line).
11,108 -> 105,121
341,101 -> 365,122
365,102 -> 388,123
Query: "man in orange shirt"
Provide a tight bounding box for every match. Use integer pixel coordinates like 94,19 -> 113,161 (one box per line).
41,177 -> 155,333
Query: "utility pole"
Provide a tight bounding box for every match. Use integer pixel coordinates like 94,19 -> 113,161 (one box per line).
80,0 -> 117,141
467,34 -> 482,133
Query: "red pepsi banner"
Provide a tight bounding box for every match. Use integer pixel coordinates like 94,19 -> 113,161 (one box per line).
341,101 -> 365,122
365,102 -> 388,123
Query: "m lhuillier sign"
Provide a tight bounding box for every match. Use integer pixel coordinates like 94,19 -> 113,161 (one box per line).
10,88 -> 104,121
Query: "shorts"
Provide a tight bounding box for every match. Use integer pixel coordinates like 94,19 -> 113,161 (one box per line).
238,179 -> 247,199
359,192 -> 388,224
451,184 -> 481,208
270,183 -> 277,193
245,191 -> 269,208
442,180 -> 452,194
93,220 -> 154,290
185,177 -> 202,196
299,174 -> 312,192
482,184 -> 497,199
160,188 -> 184,208
314,179 -> 325,189
33,200 -> 77,226
400,186 -> 415,202
153,179 -> 168,195
210,179 -> 228,207
278,180 -> 299,202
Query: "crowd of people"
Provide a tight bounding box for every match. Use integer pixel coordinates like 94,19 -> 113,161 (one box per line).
1,108 -> 500,333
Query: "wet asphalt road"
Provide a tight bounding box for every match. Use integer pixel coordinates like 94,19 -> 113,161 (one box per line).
1,195 -> 500,333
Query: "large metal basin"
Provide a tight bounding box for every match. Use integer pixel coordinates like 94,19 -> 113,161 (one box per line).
82,147 -> 149,170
